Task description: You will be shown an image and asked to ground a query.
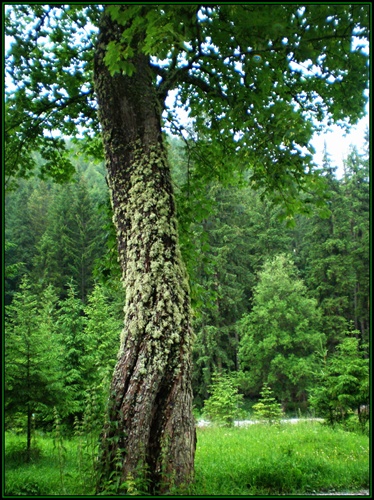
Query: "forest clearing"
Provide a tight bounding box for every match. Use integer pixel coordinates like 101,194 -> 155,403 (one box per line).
5,420 -> 369,496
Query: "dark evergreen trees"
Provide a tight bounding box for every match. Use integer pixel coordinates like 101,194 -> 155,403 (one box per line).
191,184 -> 293,406
309,326 -> 369,429
33,177 -> 105,302
83,283 -> 123,403
340,146 -> 369,343
56,283 -> 87,424
292,145 -> 370,350
4,180 -> 50,304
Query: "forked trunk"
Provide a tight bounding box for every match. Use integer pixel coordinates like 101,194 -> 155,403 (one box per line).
94,9 -> 196,494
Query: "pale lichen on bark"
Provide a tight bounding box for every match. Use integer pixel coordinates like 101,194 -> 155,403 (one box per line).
94,8 -> 196,493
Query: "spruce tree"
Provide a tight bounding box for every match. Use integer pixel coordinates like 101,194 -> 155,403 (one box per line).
83,283 -> 123,402
33,177 -> 106,302
203,372 -> 244,427
309,326 -> 369,429
238,254 -> 324,408
56,282 -> 87,425
5,278 -> 64,455
252,383 -> 284,424
293,145 -> 369,350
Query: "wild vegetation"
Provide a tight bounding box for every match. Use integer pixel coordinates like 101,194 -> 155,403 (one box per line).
5,140 -> 369,495
5,420 -> 369,496
5,4 -> 369,495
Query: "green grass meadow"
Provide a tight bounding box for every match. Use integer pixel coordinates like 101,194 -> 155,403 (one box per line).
193,422 -> 369,495
4,421 -> 369,496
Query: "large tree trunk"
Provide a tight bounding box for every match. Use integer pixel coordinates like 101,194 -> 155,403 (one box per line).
93,9 -> 196,495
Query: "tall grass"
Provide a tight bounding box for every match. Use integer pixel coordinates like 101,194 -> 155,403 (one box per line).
192,421 -> 369,495
4,431 -> 97,496
4,421 -> 369,496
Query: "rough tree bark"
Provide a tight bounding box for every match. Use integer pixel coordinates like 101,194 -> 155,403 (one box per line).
93,8 -> 196,495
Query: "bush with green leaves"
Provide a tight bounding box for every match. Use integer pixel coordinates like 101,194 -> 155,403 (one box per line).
203,372 -> 245,427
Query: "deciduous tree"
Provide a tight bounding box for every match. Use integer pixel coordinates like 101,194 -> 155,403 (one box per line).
5,4 -> 369,493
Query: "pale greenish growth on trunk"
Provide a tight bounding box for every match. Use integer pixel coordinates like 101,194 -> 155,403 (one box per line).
96,137 -> 196,494
93,9 -> 196,492
108,143 -> 192,354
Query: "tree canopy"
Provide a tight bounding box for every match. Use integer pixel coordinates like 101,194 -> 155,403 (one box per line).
5,4 -> 369,213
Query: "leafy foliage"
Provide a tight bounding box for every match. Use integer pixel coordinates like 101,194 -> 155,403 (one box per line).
5,5 -> 369,214
5,5 -> 101,186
